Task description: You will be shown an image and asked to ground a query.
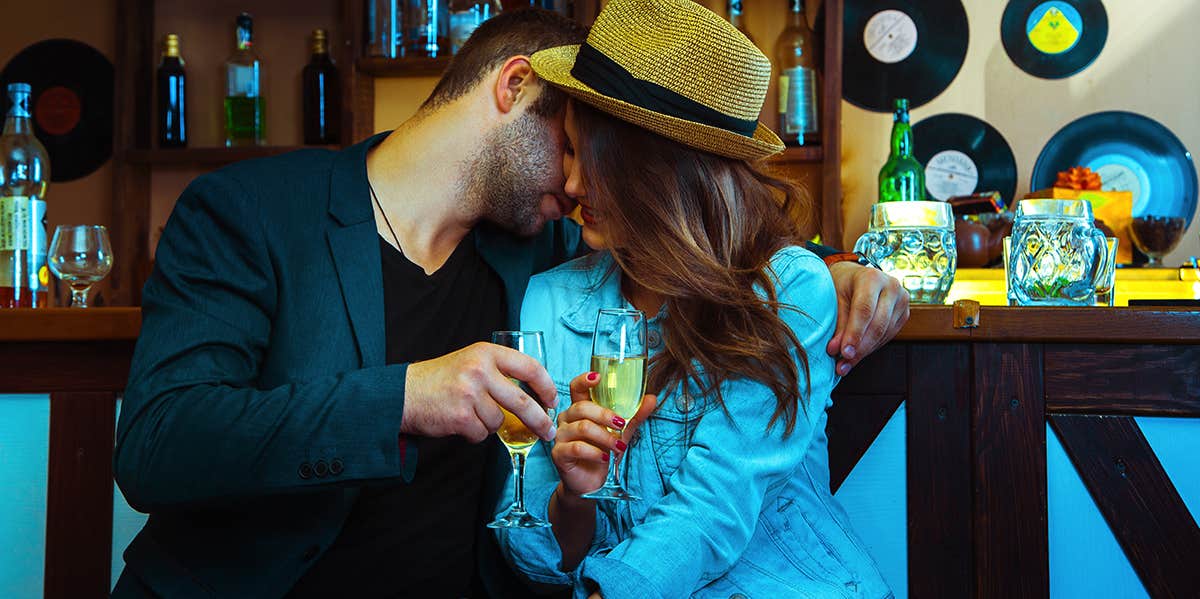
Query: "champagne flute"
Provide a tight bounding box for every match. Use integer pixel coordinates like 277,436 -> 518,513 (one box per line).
582,308 -> 647,501
488,330 -> 553,529
48,225 -> 113,308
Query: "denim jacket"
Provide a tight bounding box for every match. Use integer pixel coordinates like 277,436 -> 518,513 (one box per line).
495,247 -> 891,599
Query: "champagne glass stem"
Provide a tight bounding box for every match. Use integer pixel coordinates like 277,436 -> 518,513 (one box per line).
601,434 -> 623,488
510,450 -> 528,515
70,286 -> 90,308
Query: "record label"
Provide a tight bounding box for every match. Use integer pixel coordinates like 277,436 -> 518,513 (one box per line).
926,150 -> 980,200
865,10 -> 918,64
1026,2 -> 1084,54
1092,160 -> 1147,210
34,86 -> 82,136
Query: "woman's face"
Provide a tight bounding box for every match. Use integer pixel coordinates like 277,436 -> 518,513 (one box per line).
562,101 -> 610,250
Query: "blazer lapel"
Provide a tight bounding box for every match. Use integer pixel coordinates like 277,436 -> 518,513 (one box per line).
326,133 -> 390,367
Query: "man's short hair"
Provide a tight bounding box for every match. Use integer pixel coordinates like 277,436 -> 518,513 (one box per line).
420,8 -> 587,113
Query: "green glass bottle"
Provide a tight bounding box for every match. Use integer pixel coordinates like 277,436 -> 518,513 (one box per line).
224,13 -> 265,147
878,98 -> 924,202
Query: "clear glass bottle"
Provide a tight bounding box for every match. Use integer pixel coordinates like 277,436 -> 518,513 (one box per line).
368,0 -> 403,58
728,0 -> 756,47
0,83 -> 51,308
303,29 -> 340,145
157,34 -> 187,148
449,0 -> 500,54
405,0 -> 450,58
774,0 -> 820,146
224,13 -> 265,147
878,98 -> 925,203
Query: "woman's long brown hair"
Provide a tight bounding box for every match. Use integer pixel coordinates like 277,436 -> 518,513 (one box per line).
573,101 -> 816,436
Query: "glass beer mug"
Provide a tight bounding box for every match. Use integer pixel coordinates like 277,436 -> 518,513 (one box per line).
853,201 -> 957,304
1006,199 -> 1109,306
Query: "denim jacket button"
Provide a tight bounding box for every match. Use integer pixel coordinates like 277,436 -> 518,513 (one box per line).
730,594 -> 748,599
674,393 -> 691,412
647,329 -> 663,349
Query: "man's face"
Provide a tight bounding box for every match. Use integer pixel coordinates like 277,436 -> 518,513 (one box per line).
470,92 -> 573,237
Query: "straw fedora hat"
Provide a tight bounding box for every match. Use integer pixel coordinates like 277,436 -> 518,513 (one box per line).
530,0 -> 785,161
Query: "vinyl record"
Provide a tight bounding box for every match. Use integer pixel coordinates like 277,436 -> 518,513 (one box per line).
1032,111 -> 1197,227
913,113 -> 1017,208
1,39 -> 114,182
843,0 -> 969,112
1001,0 -> 1107,79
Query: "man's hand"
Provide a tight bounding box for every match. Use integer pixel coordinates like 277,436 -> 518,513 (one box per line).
826,262 -> 910,375
402,342 -> 558,443
552,371 -> 657,498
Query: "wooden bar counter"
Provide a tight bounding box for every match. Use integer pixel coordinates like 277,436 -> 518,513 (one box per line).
2,306 -> 1197,597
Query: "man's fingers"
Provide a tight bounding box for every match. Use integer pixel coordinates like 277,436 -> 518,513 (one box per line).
487,375 -> 556,441
840,277 -> 881,358
490,344 -> 557,410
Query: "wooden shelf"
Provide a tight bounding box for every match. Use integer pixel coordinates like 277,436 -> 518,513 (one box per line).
357,56 -> 452,77
124,146 -> 338,167
0,308 -> 141,342
770,145 -> 825,165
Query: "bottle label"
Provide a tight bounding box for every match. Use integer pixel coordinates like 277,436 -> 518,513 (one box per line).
0,196 -> 46,251
783,66 -> 819,137
864,9 -> 918,64
227,64 -> 259,96
1025,2 -> 1083,55
925,150 -> 978,200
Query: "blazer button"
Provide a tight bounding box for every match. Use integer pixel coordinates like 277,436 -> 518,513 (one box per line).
313,460 -> 329,478
302,545 -> 320,561
330,458 -> 344,476
298,462 -> 314,479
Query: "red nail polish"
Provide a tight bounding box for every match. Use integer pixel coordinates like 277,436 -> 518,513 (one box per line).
603,452 -> 610,461
587,372 -> 599,382
615,440 -> 627,452
612,416 -> 626,428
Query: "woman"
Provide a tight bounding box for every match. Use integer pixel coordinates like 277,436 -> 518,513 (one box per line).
495,1 -> 891,597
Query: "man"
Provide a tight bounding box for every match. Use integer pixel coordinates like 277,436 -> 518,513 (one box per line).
113,9 -> 908,598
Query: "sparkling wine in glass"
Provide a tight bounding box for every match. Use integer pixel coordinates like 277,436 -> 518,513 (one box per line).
488,330 -> 552,529
48,225 -> 113,308
582,308 -> 647,501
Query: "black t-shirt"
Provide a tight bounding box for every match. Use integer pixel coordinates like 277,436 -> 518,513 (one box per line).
288,232 -> 506,598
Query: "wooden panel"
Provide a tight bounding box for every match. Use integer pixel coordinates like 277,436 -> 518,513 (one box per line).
340,0 -> 368,144
821,0 -> 844,246
357,56 -> 451,77
831,343 -> 907,395
896,306 -> 1200,344
44,392 -> 117,598
1045,345 -> 1200,416
972,343 -> 1048,599
1049,415 -> 1200,599
0,342 -> 135,392
0,308 -> 141,341
907,344 -> 972,599
110,0 -> 154,306
826,393 -> 903,493
769,145 -> 824,165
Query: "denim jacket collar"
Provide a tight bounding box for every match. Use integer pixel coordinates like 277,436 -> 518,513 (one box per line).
559,252 -> 626,334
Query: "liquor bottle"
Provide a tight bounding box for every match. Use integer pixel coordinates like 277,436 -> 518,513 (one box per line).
0,83 -> 51,308
728,0 -> 756,47
367,0 -> 403,58
224,13 -> 265,147
303,29 -> 341,145
774,0 -> 820,146
157,34 -> 187,148
405,0 -> 450,58
449,0 -> 499,54
878,98 -> 925,203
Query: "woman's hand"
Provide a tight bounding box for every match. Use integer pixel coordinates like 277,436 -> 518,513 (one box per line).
552,371 -> 658,498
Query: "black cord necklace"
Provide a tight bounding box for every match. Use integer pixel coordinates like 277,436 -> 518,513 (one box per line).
368,178 -> 402,252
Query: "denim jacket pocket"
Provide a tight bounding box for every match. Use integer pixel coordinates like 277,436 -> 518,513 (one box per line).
646,386 -> 714,491
760,495 -> 855,587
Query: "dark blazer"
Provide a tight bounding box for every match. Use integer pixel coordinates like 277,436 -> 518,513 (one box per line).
112,133 -> 582,598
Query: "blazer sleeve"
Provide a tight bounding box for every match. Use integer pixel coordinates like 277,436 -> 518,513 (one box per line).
576,250 -> 840,599
114,171 -> 410,513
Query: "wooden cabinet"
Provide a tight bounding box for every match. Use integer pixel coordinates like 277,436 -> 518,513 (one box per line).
110,0 -> 845,305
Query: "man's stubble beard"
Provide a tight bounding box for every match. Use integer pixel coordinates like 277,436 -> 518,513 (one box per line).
466,111 -> 559,237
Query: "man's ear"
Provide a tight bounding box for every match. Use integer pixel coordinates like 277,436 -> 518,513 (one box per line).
493,56 -> 536,114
